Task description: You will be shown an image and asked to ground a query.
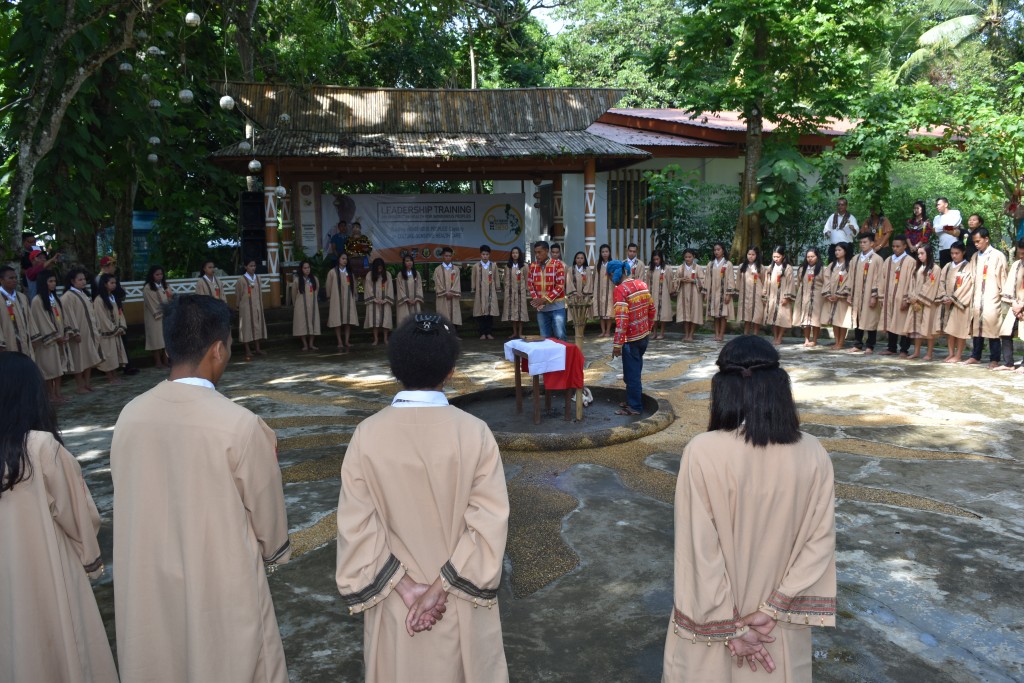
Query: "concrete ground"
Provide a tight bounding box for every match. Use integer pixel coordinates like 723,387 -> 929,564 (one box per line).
63,330 -> 1024,682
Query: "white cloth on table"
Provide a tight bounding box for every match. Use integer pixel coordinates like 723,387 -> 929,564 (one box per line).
503,339 -> 566,375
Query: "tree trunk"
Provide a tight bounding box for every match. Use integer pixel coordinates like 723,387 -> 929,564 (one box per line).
468,15 -> 478,89
732,107 -> 763,261
113,179 -> 138,278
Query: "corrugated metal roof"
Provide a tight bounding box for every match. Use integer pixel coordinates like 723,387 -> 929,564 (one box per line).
586,122 -> 728,147
211,129 -> 648,160
217,82 -> 629,134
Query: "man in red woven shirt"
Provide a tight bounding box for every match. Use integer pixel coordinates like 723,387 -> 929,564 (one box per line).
608,260 -> 655,416
528,240 -> 567,340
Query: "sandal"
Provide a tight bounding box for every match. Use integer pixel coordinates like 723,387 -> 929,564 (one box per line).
615,408 -> 641,416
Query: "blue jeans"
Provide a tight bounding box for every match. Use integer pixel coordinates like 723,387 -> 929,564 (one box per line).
537,307 -> 567,341
621,335 -> 649,413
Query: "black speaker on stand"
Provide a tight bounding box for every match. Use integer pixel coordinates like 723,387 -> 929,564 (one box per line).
239,191 -> 267,273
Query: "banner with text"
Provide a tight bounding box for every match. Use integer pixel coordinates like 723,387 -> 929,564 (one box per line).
321,193 -> 525,262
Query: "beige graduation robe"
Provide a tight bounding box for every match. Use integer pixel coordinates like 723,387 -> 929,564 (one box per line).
325,266 -> 360,327
762,264 -> 795,329
821,262 -> 852,329
433,264 -> 463,324
736,266 -> 765,325
363,272 -> 395,329
237,275 -> 268,343
793,266 -> 826,328
336,404 -> 510,683
646,266 -> 675,322
61,288 -> 103,373
0,287 -> 34,358
848,252 -> 884,331
143,284 -> 173,350
111,380 -> 291,683
502,264 -> 530,323
940,261 -> 974,340
471,261 -> 501,317
970,247 -> 1008,338
624,257 -> 647,283
292,275 -> 322,336
663,430 -> 836,683
878,253 -> 918,335
592,261 -> 615,319
904,264 -> 943,339
0,431 -> 118,683
998,259 -> 1024,339
705,259 -> 737,320
30,294 -> 72,380
674,264 -> 705,324
394,272 -> 424,325
565,265 -> 594,323
92,296 -> 127,372
195,274 -> 228,303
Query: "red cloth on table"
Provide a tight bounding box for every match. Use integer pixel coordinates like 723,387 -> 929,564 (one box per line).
519,338 -> 585,390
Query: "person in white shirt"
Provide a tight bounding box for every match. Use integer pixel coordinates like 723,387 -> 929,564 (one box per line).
933,197 -> 964,267
823,198 -> 859,263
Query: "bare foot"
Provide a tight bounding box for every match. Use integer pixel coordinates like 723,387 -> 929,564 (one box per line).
898,352 -> 909,358
847,347 -> 863,353
310,345 -> 319,351
921,354 -> 934,361
878,350 -> 895,356
1015,365 -> 1024,374
863,349 -> 873,355
943,356 -> 957,363
807,341 -> 818,347
255,349 -> 266,356
988,361 -> 1000,369
961,358 -> 979,365
992,364 -> 1013,371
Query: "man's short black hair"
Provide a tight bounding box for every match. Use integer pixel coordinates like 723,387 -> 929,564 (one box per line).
937,196 -> 949,204
0,265 -> 15,278
974,227 -> 990,240
627,242 -> 638,250
551,243 -> 561,251
950,241 -> 966,253
480,244 -> 491,253
163,294 -> 232,366
441,246 -> 454,255
891,234 -> 907,244
388,314 -> 461,389
859,232 -> 875,241
21,232 -> 35,242
533,240 -> 549,251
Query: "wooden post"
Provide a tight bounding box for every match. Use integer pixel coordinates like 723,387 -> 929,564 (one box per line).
263,163 -> 281,305
584,158 -> 597,264
552,175 -> 564,245
280,183 -> 294,265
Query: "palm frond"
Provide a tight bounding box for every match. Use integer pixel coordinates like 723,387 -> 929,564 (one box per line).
898,46 -> 937,80
914,0 -> 984,16
917,13 -> 985,49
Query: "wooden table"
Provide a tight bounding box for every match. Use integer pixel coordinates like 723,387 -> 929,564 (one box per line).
511,349 -> 572,425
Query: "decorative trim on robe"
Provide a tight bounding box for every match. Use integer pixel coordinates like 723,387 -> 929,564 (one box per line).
761,590 -> 837,627
441,560 -> 498,607
83,555 -> 104,574
671,606 -> 744,642
341,553 -> 405,613
264,539 -> 291,564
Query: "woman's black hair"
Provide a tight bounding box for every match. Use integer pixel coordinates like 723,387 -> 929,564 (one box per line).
739,246 -> 762,274
649,249 -> 667,269
915,243 -> 936,271
771,245 -> 789,268
401,255 -> 418,280
36,269 -> 58,314
0,353 -> 61,498
709,335 -> 801,447
970,214 -> 985,227
712,242 -> 729,260
94,273 -> 117,312
911,200 -> 927,219
683,247 -> 698,259
388,314 -> 461,389
832,242 -> 852,268
370,257 -> 387,283
573,251 -> 588,268
145,264 -> 168,291
296,260 -> 318,292
799,247 -> 823,278
597,243 -> 612,265
507,247 -> 525,268
64,267 -> 88,295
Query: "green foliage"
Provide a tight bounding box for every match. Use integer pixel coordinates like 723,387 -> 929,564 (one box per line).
644,165 -> 739,261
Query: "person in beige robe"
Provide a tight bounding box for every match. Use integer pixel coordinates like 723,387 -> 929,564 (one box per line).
793,249 -> 826,347
325,253 -> 360,351
0,355 -> 118,683
964,229 -> 1008,366
364,263 -> 395,345
336,314 -> 509,683
502,248 -> 529,338
433,251 -> 463,326
237,263 -> 268,360
821,246 -> 853,350
592,245 -> 615,336
877,236 -> 918,356
673,251 -> 705,341
939,243 -> 974,362
471,248 -> 501,339
395,256 -> 425,326
995,241 -> 1024,372
646,252 -> 674,339
706,243 -> 737,341
663,337 -> 835,683
111,293 -> 291,683
565,251 -> 594,327
623,242 -> 646,282
0,265 -> 34,359
848,235 -> 884,353
292,262 -> 321,350
736,248 -> 764,334
195,260 -> 228,303
61,269 -> 103,393
30,273 -> 71,400
92,277 -> 128,379
143,267 -> 173,367
762,252 -> 795,345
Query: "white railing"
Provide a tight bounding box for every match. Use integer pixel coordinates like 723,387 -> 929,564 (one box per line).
119,276 -> 271,304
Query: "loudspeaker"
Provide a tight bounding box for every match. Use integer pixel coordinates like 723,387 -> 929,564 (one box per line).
239,191 -> 263,230
240,231 -> 268,274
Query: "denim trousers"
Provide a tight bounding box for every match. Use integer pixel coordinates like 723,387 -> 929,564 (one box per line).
621,335 -> 649,413
537,308 -> 567,341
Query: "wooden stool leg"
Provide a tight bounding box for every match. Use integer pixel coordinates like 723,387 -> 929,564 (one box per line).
532,375 -> 541,425
515,359 -> 523,414
545,383 -> 552,411
575,387 -> 584,421
564,390 -> 571,421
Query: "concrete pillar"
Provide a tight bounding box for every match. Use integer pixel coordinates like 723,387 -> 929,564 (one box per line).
279,184 -> 294,265
263,163 -> 281,305
583,158 -> 597,263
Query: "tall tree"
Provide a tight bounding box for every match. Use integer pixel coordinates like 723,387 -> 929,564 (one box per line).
668,0 -> 885,258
